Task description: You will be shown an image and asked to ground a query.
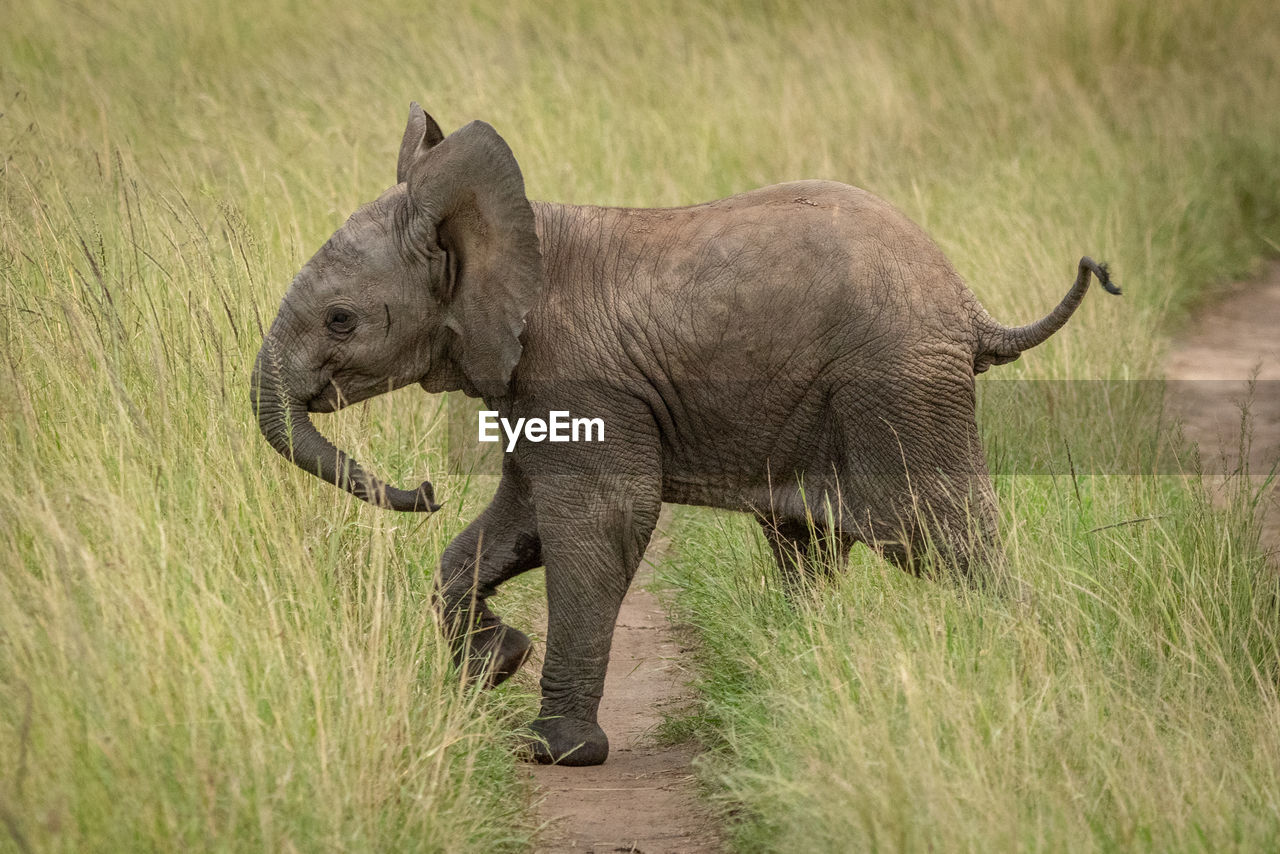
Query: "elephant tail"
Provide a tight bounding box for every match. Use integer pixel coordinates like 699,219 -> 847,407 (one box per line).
972,256 -> 1120,373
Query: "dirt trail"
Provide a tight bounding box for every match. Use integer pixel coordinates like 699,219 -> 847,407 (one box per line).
528,508 -> 722,853
1165,262 -> 1280,553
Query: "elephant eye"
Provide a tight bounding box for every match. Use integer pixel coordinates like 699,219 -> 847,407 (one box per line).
326,307 -> 357,335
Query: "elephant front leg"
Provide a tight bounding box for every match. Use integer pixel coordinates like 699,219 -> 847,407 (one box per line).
526,478 -> 661,766
436,462 -> 542,688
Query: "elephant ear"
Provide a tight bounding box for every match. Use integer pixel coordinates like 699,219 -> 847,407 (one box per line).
396,102 -> 445,184
405,120 -> 542,399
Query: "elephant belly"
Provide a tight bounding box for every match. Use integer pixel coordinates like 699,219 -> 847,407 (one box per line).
653,387 -> 920,529
659,471 -> 810,518
657,414 -> 847,518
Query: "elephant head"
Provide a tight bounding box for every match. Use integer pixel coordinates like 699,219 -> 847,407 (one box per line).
250,104 -> 542,510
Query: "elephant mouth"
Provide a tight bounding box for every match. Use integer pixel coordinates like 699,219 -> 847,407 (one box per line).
307,380 -> 346,413
309,373 -> 427,413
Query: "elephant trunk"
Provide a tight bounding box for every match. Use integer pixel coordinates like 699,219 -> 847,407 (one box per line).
251,344 -> 440,512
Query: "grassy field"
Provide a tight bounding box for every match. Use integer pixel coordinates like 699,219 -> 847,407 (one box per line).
2,0 -> 1279,851
652,3 -> 1280,852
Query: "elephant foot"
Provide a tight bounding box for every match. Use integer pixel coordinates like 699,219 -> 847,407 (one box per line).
456,622 -> 532,688
524,716 -> 609,766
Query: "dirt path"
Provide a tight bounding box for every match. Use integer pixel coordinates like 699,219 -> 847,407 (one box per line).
527,508 -> 722,853
1165,262 -> 1280,553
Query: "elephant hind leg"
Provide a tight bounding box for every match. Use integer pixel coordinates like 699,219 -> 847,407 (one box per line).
757,514 -> 854,592
870,480 -> 1006,586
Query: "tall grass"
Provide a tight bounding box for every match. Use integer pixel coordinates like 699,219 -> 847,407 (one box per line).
3,0 -> 1279,850
665,471 -> 1280,850
0,111 -> 538,853
0,2 -> 562,849
646,1 -> 1280,851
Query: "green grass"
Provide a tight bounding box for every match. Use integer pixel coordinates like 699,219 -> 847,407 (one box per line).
663,470 -> 1280,851
0,136 -> 541,850
645,2 -> 1280,848
3,0 -> 1279,851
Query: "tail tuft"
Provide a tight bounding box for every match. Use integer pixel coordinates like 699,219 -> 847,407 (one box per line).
1095,262 -> 1122,295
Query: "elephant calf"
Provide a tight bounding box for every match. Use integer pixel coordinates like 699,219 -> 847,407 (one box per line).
252,104 -> 1119,766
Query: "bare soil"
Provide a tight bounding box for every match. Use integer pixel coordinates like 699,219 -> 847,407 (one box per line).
528,508 -> 723,853
1165,262 -> 1280,554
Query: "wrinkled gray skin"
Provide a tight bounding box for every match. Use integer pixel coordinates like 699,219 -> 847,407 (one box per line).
251,104 -> 1120,766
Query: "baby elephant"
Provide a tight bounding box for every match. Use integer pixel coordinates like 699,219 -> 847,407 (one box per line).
251,103 -> 1119,766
